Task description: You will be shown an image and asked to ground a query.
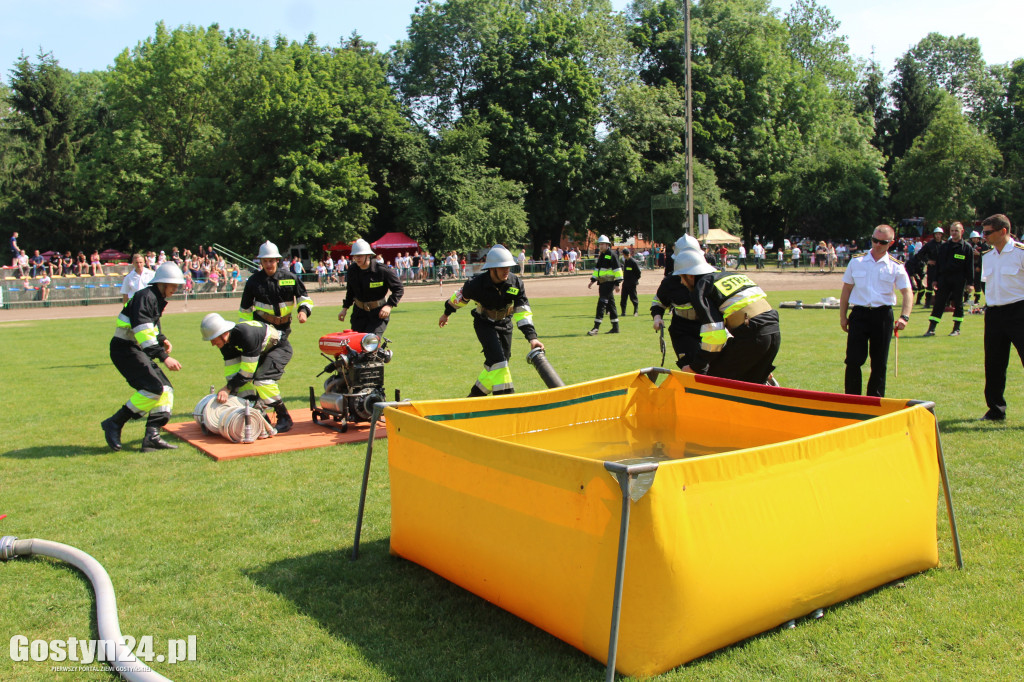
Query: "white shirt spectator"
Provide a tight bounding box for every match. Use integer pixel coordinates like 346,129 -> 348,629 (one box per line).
981,237 -> 1024,306
120,266 -> 154,299
843,251 -> 911,307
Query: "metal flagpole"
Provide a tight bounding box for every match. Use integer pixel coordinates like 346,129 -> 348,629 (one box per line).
684,0 -> 694,238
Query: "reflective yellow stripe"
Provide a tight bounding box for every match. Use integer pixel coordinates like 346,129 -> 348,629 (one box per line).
512,305 -> 533,328
474,361 -> 512,394
699,322 -> 730,352
720,288 -> 767,319
448,288 -> 470,309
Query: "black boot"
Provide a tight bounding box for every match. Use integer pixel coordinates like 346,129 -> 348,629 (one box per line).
587,325 -> 600,336
468,385 -> 488,397
274,403 -> 294,433
606,322 -> 620,334
923,322 -> 937,337
141,427 -> 177,452
100,406 -> 133,452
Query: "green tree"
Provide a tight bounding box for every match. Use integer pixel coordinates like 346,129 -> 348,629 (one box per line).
392,0 -> 627,256
884,53 -> 942,174
987,59 -> 1024,223
417,115 -> 528,253
2,53 -> 103,250
890,92 -> 1002,222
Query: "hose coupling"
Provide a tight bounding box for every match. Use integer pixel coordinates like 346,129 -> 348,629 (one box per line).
0,535 -> 19,561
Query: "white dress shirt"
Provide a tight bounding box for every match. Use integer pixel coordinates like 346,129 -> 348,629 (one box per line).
843,252 -> 911,307
120,268 -> 154,297
981,237 -> 1024,306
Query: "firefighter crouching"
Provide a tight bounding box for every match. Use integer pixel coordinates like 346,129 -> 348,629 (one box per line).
651,235 -> 702,369
337,238 -> 404,334
673,248 -> 781,385
587,235 -> 623,335
238,240 -> 314,432
438,244 -> 544,397
100,262 -> 185,452
200,313 -> 286,408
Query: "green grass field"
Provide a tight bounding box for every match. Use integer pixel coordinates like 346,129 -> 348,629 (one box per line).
2,290 -> 1022,681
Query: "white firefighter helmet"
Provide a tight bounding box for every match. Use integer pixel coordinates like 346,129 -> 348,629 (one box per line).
932,227 -> 944,234
596,235 -> 612,245
479,244 -> 517,270
673,234 -> 701,254
257,241 -> 283,259
672,249 -> 717,276
969,230 -> 982,239
350,238 -> 375,256
150,261 -> 186,285
200,313 -> 235,342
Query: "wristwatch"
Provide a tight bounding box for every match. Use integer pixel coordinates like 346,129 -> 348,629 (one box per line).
899,314 -> 910,322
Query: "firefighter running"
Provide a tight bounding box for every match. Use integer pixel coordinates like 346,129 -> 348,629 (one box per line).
238,240 -> 314,432
672,246 -> 781,385
199,313 -> 286,412
338,238 -> 404,334
438,244 -> 544,397
100,262 -> 185,452
587,235 -> 623,335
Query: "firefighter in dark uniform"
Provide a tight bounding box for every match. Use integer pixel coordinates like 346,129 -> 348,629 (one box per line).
338,238 -> 404,335
100,262 -> 185,452
673,248 -> 781,384
969,230 -> 987,305
200,313 -> 286,412
619,248 -> 642,316
238,240 -> 314,432
906,250 -> 926,305
587,235 -> 623,335
652,235 -> 702,369
438,245 -> 544,397
917,227 -> 944,308
924,221 -> 974,337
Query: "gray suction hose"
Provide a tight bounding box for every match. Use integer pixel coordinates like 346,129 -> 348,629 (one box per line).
0,535 -> 171,682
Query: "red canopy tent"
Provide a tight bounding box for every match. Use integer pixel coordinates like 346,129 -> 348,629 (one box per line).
323,242 -> 352,261
99,248 -> 131,262
371,232 -> 421,265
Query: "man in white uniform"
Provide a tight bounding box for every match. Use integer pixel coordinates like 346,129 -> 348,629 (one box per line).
979,214 -> 1024,421
120,253 -> 155,303
839,224 -> 912,397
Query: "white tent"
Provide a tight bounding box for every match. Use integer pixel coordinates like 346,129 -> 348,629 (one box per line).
703,228 -> 741,244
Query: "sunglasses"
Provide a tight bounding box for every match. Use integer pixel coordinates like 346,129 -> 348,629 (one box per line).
871,237 -> 891,245
982,229 -> 1001,236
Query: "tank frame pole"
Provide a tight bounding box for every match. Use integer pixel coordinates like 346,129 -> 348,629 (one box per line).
603,460 -> 660,682
351,401 -> 396,560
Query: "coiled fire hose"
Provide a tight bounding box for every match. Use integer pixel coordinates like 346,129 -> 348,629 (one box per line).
0,535 -> 171,682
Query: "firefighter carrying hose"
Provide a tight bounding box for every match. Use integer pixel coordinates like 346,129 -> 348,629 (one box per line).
587,235 -> 623,335
100,262 -> 185,452
438,244 -> 544,397
673,248 -> 781,385
338,238 -> 404,334
238,240 -> 313,432
200,313 -> 286,411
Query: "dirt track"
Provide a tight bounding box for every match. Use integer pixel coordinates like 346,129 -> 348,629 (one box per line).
0,268 -> 844,323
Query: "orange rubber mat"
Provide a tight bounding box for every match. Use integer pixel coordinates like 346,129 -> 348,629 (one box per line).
163,408 -> 385,461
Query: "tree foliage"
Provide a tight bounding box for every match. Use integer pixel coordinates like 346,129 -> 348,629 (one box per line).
890,92 -> 1002,222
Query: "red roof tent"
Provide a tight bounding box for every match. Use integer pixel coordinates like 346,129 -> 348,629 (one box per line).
323,232 -> 422,263
99,248 -> 131,262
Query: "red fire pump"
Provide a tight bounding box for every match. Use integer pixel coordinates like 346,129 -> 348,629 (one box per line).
309,330 -> 395,432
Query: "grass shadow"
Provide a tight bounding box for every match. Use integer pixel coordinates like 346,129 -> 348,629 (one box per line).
3,444 -> 119,459
244,540 -> 599,681
938,418 -> 1023,434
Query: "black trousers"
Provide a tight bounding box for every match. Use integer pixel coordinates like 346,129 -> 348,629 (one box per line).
924,265 -> 937,305
594,282 -> 618,325
473,314 -> 514,394
929,277 -> 966,323
844,306 -> 893,397
350,307 -> 389,335
620,283 -> 639,314
984,300 -> 1024,414
707,311 -> 781,384
110,338 -> 173,427
669,318 -> 701,369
